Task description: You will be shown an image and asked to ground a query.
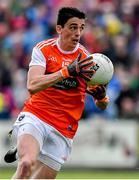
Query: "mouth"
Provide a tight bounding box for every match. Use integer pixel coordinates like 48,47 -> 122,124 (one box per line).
72,39 -> 79,44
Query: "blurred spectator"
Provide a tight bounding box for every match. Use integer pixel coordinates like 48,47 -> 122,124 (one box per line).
116,89 -> 139,119
0,61 -> 16,119
12,68 -> 28,111
0,0 -> 139,120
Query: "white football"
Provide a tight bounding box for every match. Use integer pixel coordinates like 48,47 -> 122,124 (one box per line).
87,53 -> 114,85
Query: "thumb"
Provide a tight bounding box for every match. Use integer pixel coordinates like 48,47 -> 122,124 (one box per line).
77,53 -> 82,61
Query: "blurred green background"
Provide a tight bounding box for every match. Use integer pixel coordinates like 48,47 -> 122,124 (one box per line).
1,169 -> 139,179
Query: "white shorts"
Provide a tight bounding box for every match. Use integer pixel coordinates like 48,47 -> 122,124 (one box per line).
12,112 -> 73,171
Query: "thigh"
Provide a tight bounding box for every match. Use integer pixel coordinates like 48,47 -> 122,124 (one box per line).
12,112 -> 47,160
16,123 -> 43,160
13,112 -> 45,151
17,133 -> 40,161
38,125 -> 73,171
14,124 -> 42,179
31,160 -> 58,179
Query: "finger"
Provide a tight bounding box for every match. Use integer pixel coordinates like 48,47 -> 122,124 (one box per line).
86,90 -> 95,96
95,88 -> 104,96
96,86 -> 103,93
79,73 -> 92,81
78,56 -> 93,65
77,53 -> 82,61
80,62 -> 96,70
92,87 -> 103,95
80,61 -> 95,70
81,69 -> 95,74
104,84 -> 108,89
90,90 -> 97,95
100,85 -> 106,92
101,85 -> 106,92
96,85 -> 105,92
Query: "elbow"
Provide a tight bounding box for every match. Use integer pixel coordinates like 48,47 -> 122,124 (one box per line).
27,84 -> 36,94
27,81 -> 46,94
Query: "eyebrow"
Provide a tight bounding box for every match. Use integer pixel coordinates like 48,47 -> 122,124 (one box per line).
69,23 -> 85,26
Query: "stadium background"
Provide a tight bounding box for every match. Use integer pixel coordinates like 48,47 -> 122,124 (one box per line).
0,0 -> 139,179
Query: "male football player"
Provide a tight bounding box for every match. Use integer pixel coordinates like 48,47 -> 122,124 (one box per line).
4,7 -> 109,179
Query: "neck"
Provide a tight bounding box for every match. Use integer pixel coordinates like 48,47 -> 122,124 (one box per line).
58,38 -> 73,51
56,38 -> 79,54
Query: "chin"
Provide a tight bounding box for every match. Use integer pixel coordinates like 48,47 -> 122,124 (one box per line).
71,43 -> 77,49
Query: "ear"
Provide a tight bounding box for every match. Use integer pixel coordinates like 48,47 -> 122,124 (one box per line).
56,25 -> 62,34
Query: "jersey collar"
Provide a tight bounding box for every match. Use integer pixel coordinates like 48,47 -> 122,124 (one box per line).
56,38 -> 79,54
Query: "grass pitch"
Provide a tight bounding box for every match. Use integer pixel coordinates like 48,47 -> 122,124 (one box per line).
0,169 -> 139,179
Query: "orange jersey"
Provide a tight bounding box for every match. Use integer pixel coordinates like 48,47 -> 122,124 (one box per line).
22,38 -> 90,138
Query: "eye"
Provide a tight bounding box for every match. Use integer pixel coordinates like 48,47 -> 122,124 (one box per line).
70,26 -> 77,31
69,25 -> 85,32
80,26 -> 84,31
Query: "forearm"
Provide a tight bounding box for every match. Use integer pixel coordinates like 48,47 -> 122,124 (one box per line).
27,52 -> 94,94
27,70 -> 64,94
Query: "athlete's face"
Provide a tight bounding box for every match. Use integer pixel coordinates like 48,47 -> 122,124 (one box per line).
56,17 -> 85,51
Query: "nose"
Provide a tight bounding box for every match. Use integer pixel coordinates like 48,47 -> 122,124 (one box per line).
76,28 -> 81,37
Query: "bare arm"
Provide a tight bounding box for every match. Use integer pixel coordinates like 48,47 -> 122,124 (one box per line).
27,53 -> 96,94
27,65 -> 63,94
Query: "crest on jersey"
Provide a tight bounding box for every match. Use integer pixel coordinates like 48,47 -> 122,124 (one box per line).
48,55 -> 57,62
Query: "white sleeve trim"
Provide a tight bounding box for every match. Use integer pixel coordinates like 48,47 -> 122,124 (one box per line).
29,47 -> 46,68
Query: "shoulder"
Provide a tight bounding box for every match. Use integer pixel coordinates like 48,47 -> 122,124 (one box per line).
35,38 -> 57,50
78,43 -> 90,56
